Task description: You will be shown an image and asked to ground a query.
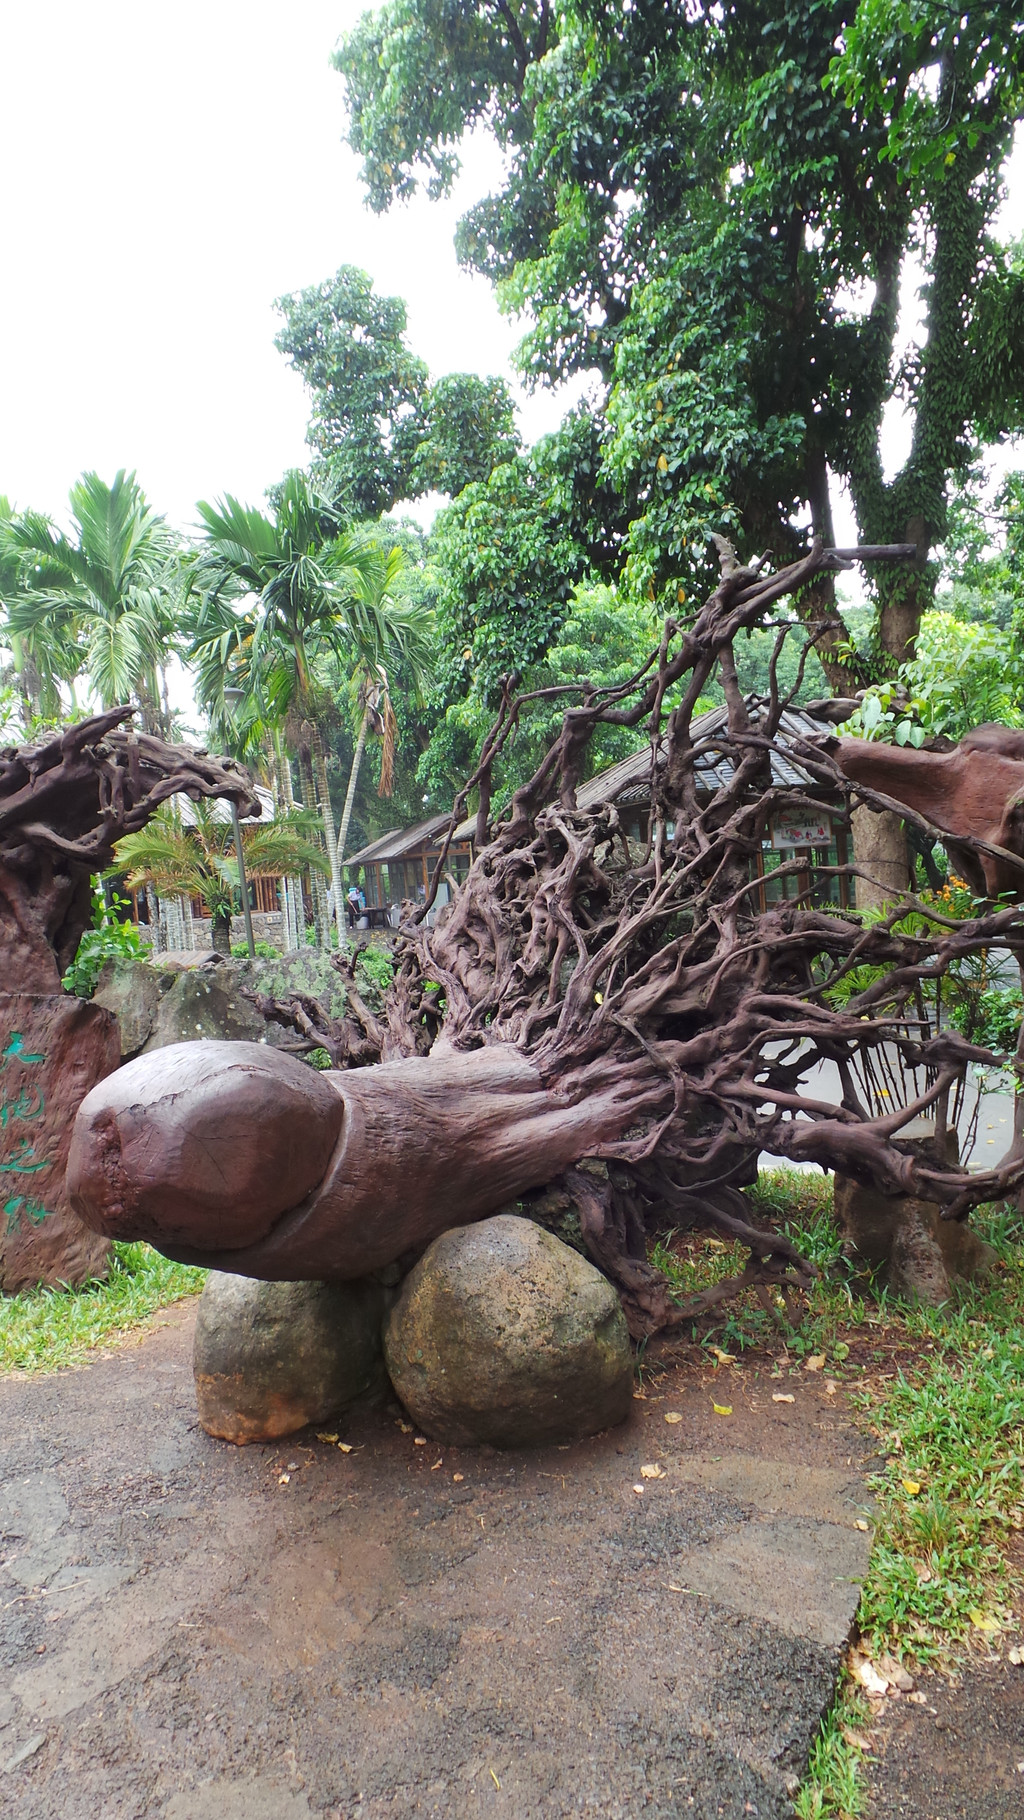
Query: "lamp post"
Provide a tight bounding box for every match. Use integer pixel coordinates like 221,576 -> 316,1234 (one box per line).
223,688 -> 256,960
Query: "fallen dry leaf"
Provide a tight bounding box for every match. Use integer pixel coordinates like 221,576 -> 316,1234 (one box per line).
712,1403 -> 733,1417
825,1380 -> 838,1395
640,1463 -> 666,1480
840,1727 -> 874,1751
316,1433 -> 339,1444
711,1347 -> 736,1364
772,1393 -> 795,1404
901,1478 -> 922,1497
664,1411 -> 683,1424
804,1354 -> 826,1373
338,1442 -> 353,1454
849,1651 -> 888,1698
878,1653 -> 914,1692
1008,1646 -> 1023,1666
969,1608 -> 1001,1632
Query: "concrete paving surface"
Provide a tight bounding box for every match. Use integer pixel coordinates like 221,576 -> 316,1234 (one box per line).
0,1304 -> 873,1819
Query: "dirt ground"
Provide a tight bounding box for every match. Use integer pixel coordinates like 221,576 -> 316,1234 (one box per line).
0,1302 -> 874,1820
864,1652 -> 1024,1819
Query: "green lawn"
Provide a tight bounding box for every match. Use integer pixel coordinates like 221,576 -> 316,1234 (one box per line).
0,1241 -> 206,1374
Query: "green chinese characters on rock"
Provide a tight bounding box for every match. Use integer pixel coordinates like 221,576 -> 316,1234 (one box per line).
0,1032 -> 50,1179
0,997 -> 119,1294
3,1193 -> 52,1234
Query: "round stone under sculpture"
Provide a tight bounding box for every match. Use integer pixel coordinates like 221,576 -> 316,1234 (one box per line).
194,1272 -> 388,1443
383,1214 -> 633,1448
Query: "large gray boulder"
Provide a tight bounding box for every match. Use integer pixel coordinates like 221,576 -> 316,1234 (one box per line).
92,955 -> 172,1059
143,968 -> 268,1052
384,1214 -> 633,1448
194,1274 -> 389,1443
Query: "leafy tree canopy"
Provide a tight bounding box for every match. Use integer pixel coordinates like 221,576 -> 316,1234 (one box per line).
274,265 -> 520,516
335,0 -> 1024,679
417,579 -> 671,809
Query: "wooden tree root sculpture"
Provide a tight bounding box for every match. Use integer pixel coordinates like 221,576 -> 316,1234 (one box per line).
0,709 -> 260,1290
67,1038 -> 817,1337
68,548 -> 1024,1334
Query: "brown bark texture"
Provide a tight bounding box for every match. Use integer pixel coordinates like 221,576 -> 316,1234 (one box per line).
0,709 -> 260,993
850,805 -> 910,910
67,546 -> 1024,1336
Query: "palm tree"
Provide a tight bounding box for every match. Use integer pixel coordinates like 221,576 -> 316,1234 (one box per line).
114,802 -> 329,956
2,471 -> 182,734
190,470 -> 433,943
332,541 -> 412,881
0,497 -> 82,724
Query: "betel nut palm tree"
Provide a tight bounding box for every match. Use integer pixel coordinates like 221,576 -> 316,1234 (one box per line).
114,802 -> 329,957
1,470 -> 181,735
190,469 -> 433,942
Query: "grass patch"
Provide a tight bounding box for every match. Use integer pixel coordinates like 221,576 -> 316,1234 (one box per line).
650,1169 -> 1024,1818
0,1242 -> 206,1374
793,1683 -> 872,1820
851,1208 -> 1024,1662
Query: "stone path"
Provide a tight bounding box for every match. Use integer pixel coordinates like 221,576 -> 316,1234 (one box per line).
0,1305 -> 872,1819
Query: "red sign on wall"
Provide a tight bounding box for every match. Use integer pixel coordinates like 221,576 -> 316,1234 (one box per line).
771,813 -> 832,850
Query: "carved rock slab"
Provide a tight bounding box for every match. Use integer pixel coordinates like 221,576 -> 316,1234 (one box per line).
0,993 -> 120,1293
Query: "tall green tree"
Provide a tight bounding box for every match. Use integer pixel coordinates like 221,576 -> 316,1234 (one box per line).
336,0 -> 1024,674
335,0 -> 1024,898
0,471 -> 181,733
0,497 -> 67,725
189,470 -> 433,941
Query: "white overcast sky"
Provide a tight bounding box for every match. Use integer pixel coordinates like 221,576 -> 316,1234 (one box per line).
0,0 -> 573,535
0,2 -> 1020,545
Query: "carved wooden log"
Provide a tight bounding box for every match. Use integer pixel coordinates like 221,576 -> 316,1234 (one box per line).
66,1040 -> 656,1279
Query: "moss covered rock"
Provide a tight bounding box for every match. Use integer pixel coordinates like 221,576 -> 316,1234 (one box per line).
384,1214 -> 632,1448
194,1273 -> 388,1443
